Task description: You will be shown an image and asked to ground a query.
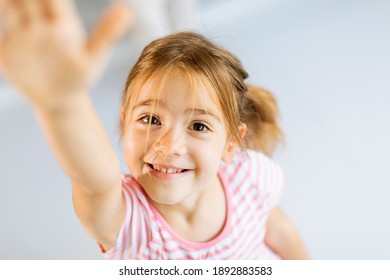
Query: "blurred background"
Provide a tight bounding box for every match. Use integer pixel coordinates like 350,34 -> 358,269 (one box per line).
1,0 -> 389,259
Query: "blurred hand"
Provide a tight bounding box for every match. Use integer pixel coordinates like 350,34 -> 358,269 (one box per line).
0,0 -> 133,107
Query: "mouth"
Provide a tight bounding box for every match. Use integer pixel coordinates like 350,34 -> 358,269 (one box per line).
147,163 -> 190,174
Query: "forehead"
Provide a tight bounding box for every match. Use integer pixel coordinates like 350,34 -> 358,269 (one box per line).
133,68 -> 222,114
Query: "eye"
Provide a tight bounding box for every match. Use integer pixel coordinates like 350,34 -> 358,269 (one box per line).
189,122 -> 210,132
140,115 -> 161,125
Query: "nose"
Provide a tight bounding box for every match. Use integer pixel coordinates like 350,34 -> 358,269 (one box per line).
152,128 -> 187,156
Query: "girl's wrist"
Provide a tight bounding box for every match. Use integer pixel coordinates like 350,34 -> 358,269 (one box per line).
31,91 -> 91,115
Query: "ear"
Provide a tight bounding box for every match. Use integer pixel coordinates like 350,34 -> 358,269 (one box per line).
222,123 -> 247,163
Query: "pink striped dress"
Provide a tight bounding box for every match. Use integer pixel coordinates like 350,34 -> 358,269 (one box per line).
102,150 -> 284,259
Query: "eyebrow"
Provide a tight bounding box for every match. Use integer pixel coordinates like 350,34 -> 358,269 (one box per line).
134,99 -> 222,122
185,108 -> 222,122
133,99 -> 160,109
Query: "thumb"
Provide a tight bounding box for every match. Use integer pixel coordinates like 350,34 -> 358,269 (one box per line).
86,4 -> 134,60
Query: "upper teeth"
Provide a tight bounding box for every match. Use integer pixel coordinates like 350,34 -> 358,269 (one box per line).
153,165 -> 183,173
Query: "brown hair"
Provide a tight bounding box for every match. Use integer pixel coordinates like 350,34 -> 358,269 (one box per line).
120,32 -> 282,156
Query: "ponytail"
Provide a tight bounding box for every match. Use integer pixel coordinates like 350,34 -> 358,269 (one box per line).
241,85 -> 283,156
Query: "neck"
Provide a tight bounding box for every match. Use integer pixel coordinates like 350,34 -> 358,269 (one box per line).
151,176 -> 221,221
151,175 -> 227,242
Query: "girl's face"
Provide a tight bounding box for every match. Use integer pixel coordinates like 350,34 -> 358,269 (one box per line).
123,69 -> 235,206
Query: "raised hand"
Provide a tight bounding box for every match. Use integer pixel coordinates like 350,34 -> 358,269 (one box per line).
0,0 -> 133,108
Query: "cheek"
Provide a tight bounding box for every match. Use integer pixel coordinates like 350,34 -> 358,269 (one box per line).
123,139 -> 135,171
192,138 -> 226,169
123,125 -> 160,169
123,130 -> 148,167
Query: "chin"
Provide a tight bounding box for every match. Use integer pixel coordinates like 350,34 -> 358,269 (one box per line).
146,191 -> 185,206
137,177 -> 190,203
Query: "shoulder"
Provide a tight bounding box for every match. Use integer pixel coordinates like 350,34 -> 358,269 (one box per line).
120,174 -> 149,205
245,149 -> 284,187
220,150 -> 284,201
246,150 -> 284,179
221,150 -> 283,178
246,150 -> 285,209
102,174 -> 153,259
121,174 -> 141,191
119,174 -> 155,219
219,149 -> 284,186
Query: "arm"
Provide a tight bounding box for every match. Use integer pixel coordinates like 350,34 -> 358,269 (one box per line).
0,0 -> 133,249
264,206 -> 309,259
35,94 -> 125,248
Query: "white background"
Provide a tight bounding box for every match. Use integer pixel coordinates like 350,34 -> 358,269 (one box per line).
1,0 -> 389,259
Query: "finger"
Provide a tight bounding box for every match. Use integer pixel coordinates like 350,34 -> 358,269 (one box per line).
40,0 -> 77,20
0,30 -> 3,71
0,1 -> 4,64
0,0 -> 23,31
86,4 -> 134,59
20,0 -> 43,23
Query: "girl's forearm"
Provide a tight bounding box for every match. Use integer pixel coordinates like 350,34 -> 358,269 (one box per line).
35,92 -> 121,194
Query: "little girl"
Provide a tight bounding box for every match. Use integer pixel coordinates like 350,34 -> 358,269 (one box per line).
0,1 -> 308,259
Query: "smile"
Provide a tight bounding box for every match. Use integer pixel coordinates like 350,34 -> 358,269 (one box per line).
147,163 -> 189,174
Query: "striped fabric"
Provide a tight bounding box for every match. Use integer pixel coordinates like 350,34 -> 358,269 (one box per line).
103,150 -> 284,260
